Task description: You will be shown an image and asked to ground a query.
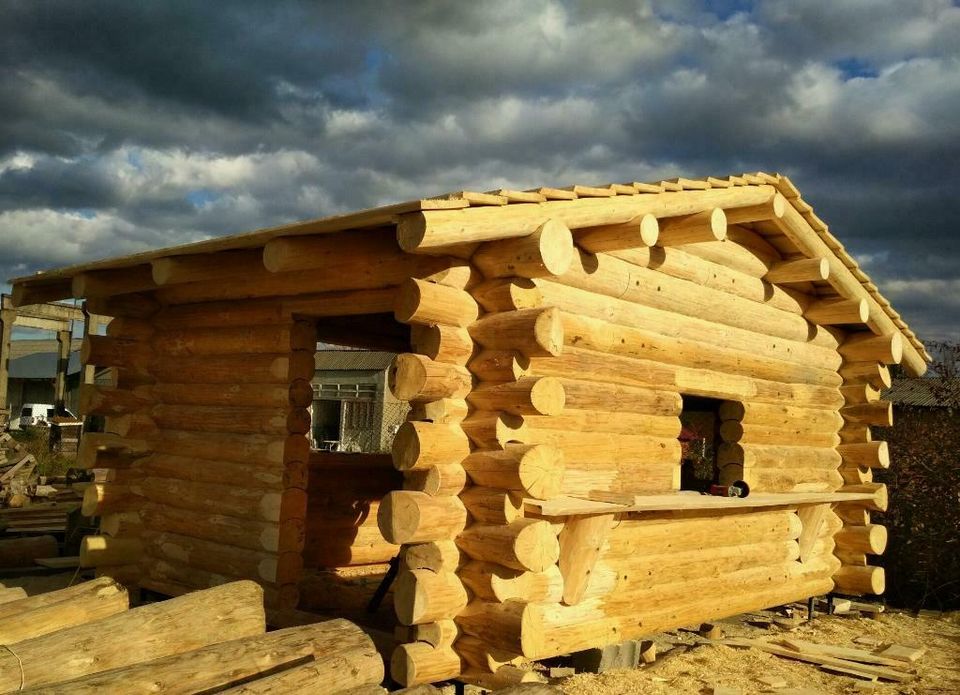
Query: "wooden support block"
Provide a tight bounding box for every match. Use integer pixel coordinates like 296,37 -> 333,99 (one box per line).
558,513 -> 614,605
765,258 -> 830,284
473,219 -> 574,278
699,623 -> 724,640
657,208 -> 726,246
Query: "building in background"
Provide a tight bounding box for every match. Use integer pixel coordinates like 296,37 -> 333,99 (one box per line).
311,349 -> 408,453
4,339 -> 83,425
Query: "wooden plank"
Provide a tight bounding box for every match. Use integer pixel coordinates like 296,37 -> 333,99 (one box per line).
558,513 -> 614,605
724,639 -> 913,683
34,556 -> 80,569
0,297 -> 83,322
780,638 -> 909,668
526,492 -> 878,517
877,644 -> 925,663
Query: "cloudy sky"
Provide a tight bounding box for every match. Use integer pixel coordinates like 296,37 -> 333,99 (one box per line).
1,0 -> 958,340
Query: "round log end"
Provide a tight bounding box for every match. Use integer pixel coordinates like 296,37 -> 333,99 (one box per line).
889,333 -> 904,365
639,213 -> 659,247
81,483 -> 103,517
709,208 -> 727,241
533,307 -> 564,357
816,257 -> 831,281
391,421 -> 421,471
529,377 -> 565,416
518,444 -> 565,500
537,219 -> 575,276
855,298 -> 870,323
289,379 -> 315,408
870,524 -> 889,554
261,238 -> 293,273
393,278 -> 423,324
876,440 -> 891,468
151,258 -> 175,285
391,642 -> 461,687
771,193 -> 787,218
513,520 -> 561,573
397,213 -> 429,253
378,490 -> 419,545
389,353 -> 429,401
835,565 -> 885,595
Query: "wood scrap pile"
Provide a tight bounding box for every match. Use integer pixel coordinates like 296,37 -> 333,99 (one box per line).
0,578 -> 386,693
725,634 -> 924,685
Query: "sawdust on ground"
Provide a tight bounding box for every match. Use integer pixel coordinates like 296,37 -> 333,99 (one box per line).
560,611 -> 960,695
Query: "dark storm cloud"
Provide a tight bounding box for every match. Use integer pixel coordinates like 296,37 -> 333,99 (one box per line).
0,0 -> 958,341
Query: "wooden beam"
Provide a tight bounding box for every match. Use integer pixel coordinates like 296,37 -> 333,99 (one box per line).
72,265 -> 157,298
10,281 -> 73,307
151,249 -> 265,285
53,329 -> 71,412
1,296 -> 83,322
10,316 -> 70,332
558,513 -> 614,605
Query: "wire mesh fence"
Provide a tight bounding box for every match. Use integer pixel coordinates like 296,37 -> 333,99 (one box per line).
311,398 -> 410,454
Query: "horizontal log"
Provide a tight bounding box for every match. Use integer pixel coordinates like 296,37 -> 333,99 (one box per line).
454,635 -> 523,673
0,580 -> 265,691
76,434 -> 149,470
456,599 -> 531,656
457,518 -> 560,573
839,333 -> 903,364
460,412 -> 528,450
523,429 -> 680,467
81,334 -> 152,374
410,324 -> 474,364
391,421 -> 472,471
473,219 -> 574,278
82,483 -> 142,517
151,351 -> 314,384
558,376 -> 681,415
523,410 -> 680,438
150,404 -> 310,435
805,297 -> 869,325
723,193 -> 786,225
467,350 -> 530,382
151,380 -> 313,409
85,293 -> 160,318
460,561 -> 563,603
104,316 -> 153,340
139,453 -> 286,490
461,486 -> 523,525
718,401 -> 842,429
467,377 -> 565,416
73,265 -> 157,298
0,535 -> 59,568
840,383 -> 880,405
133,476 -> 289,522
394,569 -> 469,625
395,278 -> 479,327
378,491 -> 468,544
764,258 -> 829,284
100,511 -> 142,538
834,564 -> 885,595
400,185 -> 775,251
835,524 -> 887,555
841,483 -> 888,512
402,541 -> 463,573
575,213 -> 659,253
79,536 -> 143,568
142,529 -> 295,584
718,442 -> 840,469
837,441 -> 890,469
719,421 -> 840,448
391,642 -> 462,687
403,463 -> 468,497
842,401 -> 893,427
151,430 -> 308,466
78,384 -> 151,417
462,443 -> 564,500
408,398 -> 469,424
151,248 -> 266,285
151,323 -> 316,356
469,307 -> 564,357
389,353 -> 472,402
657,207 -> 726,246
839,361 -> 892,389
471,278 -> 542,312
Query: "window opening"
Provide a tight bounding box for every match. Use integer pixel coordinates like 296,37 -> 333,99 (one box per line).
678,394 -> 723,492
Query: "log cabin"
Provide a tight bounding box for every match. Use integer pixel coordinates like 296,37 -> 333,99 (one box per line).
8,172 -> 928,688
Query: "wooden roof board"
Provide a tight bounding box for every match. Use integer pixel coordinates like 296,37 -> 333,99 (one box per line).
8,171 -> 925,364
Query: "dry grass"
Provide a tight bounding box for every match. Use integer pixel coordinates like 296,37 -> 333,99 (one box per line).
560,611 -> 960,695
9,428 -> 76,477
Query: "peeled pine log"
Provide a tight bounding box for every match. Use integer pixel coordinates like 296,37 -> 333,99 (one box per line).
409,399 -> 469,425
389,353 -> 472,402
85,292 -> 160,318
461,666 -> 545,690
72,266 -> 156,298
410,324 -> 474,364
764,257 -> 829,284
0,577 -> 128,644
805,297 -> 869,325
840,383 -> 880,404
151,323 -> 316,356
718,442 -> 840,469
148,380 -> 325,410
76,434 -> 150,470
151,248 -> 265,286
523,410 -> 679,439
0,535 -> 58,568
461,412 -> 528,450
80,536 -> 143,567
719,421 -> 839,448
723,193 -> 786,224
835,524 -> 888,555
394,569 -> 469,625
468,351 -> 530,382
468,307 -> 563,357
575,213 -> 659,252
379,491 -> 468,544
839,333 -> 903,364
460,561 -> 563,603
840,466 -> 873,485
395,278 -> 479,327
841,483 -> 888,512
839,361 -> 892,389
473,219 -> 574,278
472,278 -> 543,312
152,430 -> 307,467
404,464 -> 468,496
101,511 -> 143,538
657,208 -> 726,246
391,642 -> 462,687
455,635 -> 523,674
151,351 -> 315,384
461,444 -> 564,499
402,541 -> 463,573
403,619 -> 459,648
834,565 -> 885,595
718,401 -> 842,430
391,421 -> 472,471
457,519 -> 560,572
82,483 -> 142,517
467,377 -> 565,416
456,599 -> 530,655
139,453 -> 286,490
0,581 -> 266,691
134,477 -> 289,523
218,660 -> 382,694
838,441 -> 890,469
559,377 -> 680,415
81,334 -> 152,375
461,487 -> 522,525
842,401 -> 893,427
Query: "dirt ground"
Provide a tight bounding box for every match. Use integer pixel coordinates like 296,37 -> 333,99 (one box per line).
560,609 -> 960,695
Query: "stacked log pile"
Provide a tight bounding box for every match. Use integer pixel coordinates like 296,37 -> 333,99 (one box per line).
0,578 -> 383,693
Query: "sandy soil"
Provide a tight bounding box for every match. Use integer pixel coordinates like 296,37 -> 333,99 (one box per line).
560,610 -> 960,695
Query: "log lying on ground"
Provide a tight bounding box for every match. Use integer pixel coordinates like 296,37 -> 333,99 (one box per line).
0,580 -> 266,691
35,619 -> 384,695
0,577 -> 128,644
0,535 -> 58,568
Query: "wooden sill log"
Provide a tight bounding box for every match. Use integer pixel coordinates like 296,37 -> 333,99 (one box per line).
834,565 -> 886,595
40,619 -> 383,695
0,577 -> 128,644
0,581 -> 267,691
0,535 -> 58,568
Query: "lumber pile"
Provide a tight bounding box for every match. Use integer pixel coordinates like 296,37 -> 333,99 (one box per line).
0,578 -> 383,693
0,435 -> 87,522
